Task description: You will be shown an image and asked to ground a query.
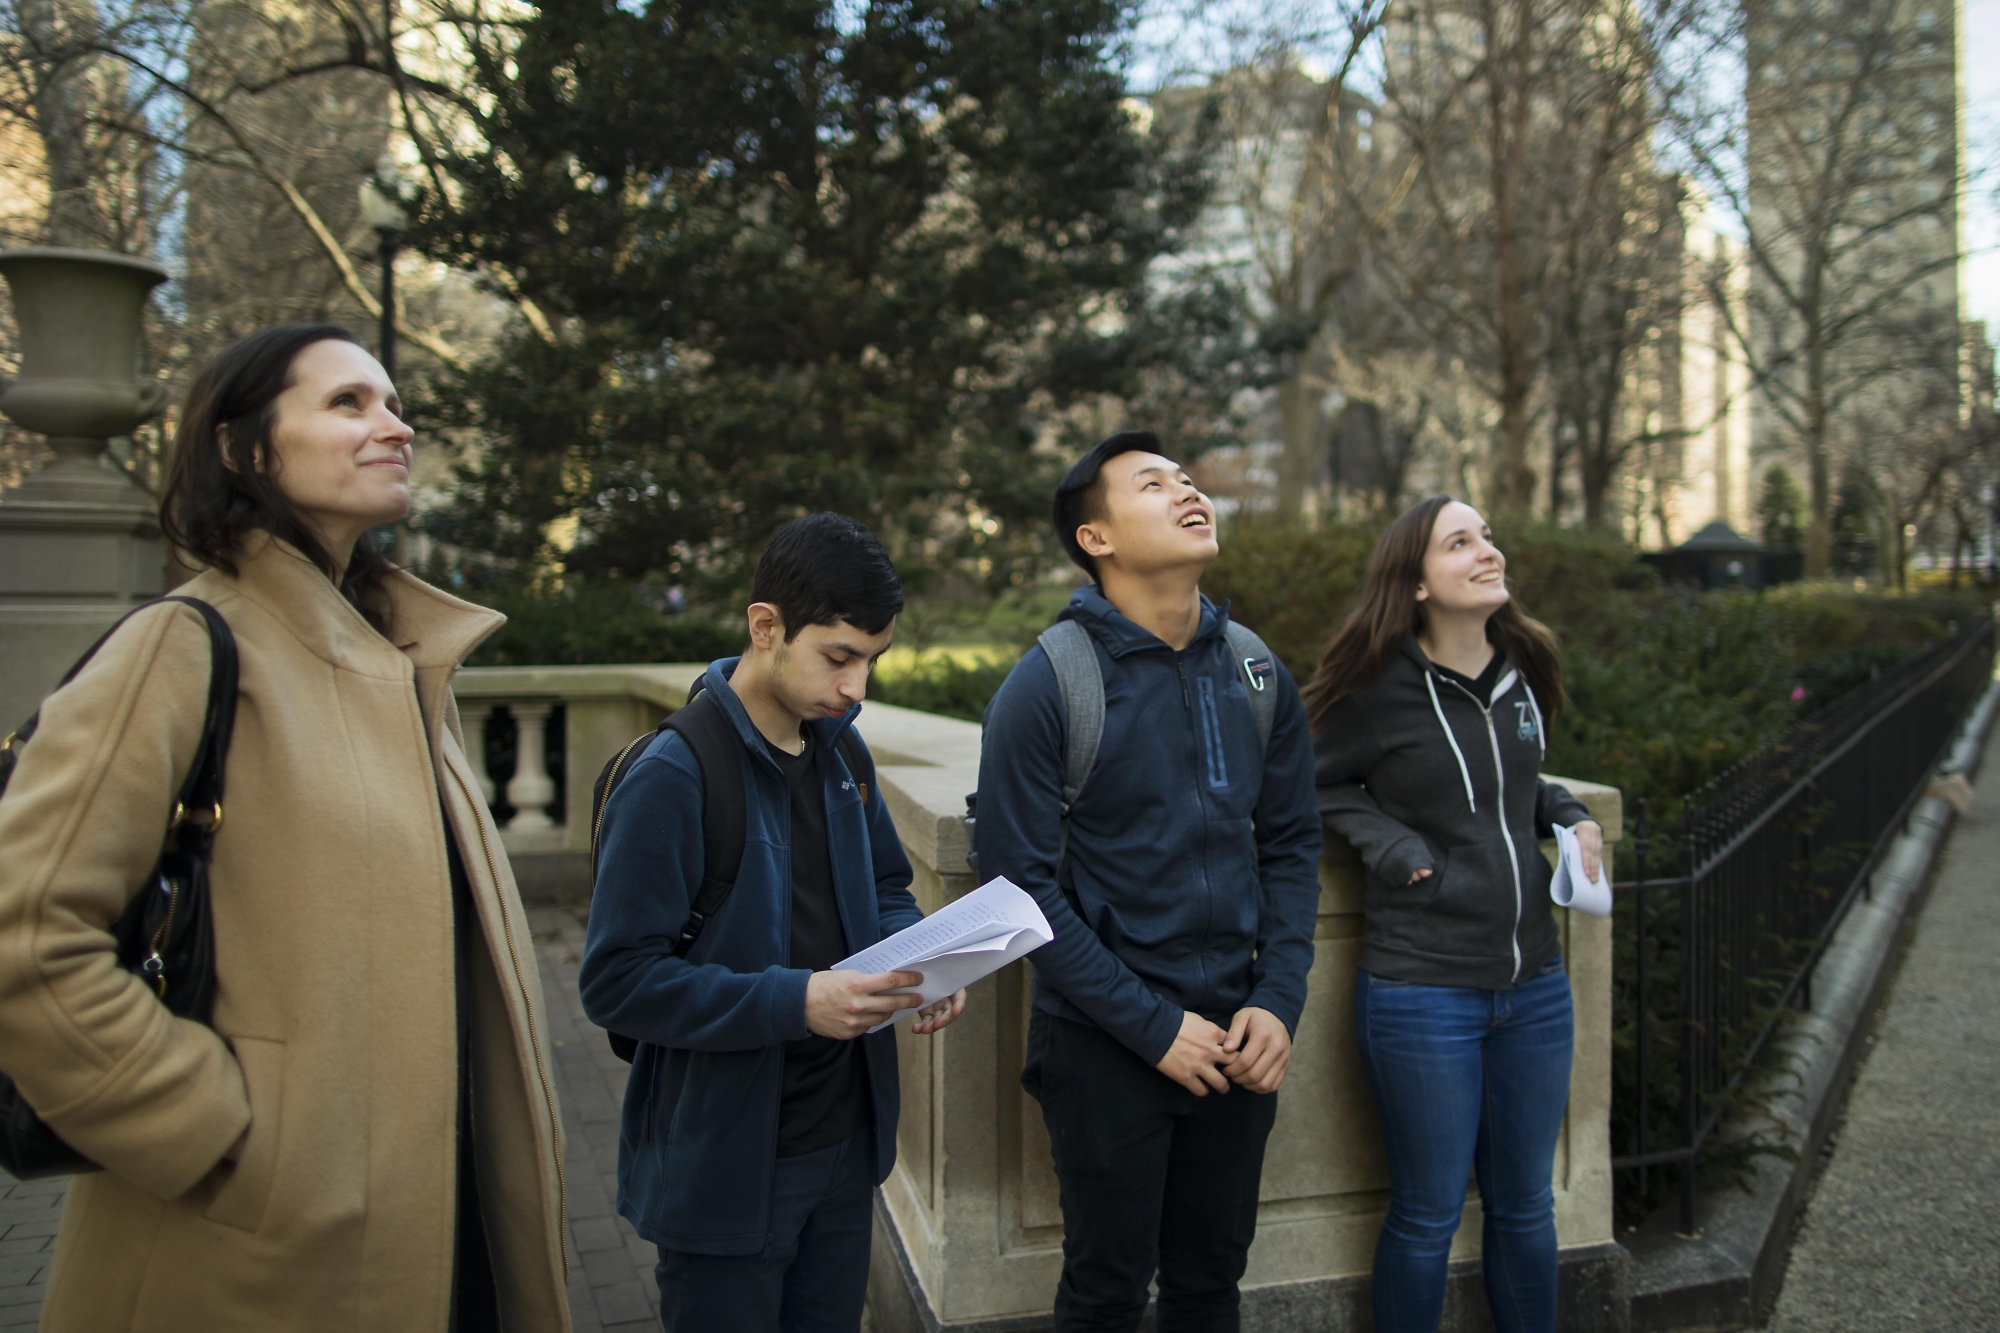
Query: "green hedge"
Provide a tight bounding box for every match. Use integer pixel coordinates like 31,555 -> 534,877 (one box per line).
461,577 -> 742,668
1203,521 -> 1989,811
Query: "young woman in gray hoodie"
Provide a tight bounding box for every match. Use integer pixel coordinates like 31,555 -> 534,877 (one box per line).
1309,495 -> 1603,1333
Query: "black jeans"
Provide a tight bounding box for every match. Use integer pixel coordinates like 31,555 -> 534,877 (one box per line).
654,1128 -> 875,1332
1023,1013 -> 1279,1333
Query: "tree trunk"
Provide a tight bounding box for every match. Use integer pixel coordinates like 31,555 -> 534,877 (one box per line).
1275,366 -> 1321,522
1802,378 -> 1832,578
22,0 -> 108,247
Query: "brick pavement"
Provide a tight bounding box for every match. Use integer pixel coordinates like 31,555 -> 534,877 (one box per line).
530,904 -> 664,1333
0,1174 -> 60,1330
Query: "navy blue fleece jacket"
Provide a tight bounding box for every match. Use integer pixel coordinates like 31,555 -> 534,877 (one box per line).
577,659 -> 920,1256
974,587 -> 1323,1065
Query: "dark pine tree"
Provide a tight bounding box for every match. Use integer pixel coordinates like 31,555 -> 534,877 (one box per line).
412,0 -> 1226,594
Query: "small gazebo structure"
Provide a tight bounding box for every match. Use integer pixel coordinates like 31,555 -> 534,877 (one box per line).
1645,522 -> 1799,591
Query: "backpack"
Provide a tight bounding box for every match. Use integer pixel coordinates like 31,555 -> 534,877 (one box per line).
588,679 -> 872,1063
1038,616 -> 1279,830
965,618 -> 1280,880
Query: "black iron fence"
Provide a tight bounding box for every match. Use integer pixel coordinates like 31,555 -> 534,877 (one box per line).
1612,613 -> 1996,1233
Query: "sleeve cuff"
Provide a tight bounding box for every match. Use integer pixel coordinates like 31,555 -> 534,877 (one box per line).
1133,999 -> 1183,1068
1243,989 -> 1305,1037
1378,834 -> 1434,890
772,967 -> 815,1044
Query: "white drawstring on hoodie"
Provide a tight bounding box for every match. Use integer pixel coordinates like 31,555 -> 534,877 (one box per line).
1424,671 -> 1479,813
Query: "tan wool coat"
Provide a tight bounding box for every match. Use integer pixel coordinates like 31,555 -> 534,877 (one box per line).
0,535 -> 571,1331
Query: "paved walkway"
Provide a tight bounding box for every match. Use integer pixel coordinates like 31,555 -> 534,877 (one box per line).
1764,729 -> 2000,1329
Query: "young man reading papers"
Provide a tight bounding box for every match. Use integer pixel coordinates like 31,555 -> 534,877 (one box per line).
581,514 -> 966,1333
976,433 -> 1323,1333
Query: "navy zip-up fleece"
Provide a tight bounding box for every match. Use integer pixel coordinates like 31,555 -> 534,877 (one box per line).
975,587 -> 1323,1065
578,659 -> 921,1256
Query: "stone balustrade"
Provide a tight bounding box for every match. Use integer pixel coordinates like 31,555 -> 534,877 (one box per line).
453,664 -> 705,895
452,663 -> 1627,1331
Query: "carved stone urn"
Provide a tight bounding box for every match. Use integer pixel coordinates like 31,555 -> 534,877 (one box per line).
0,247 -> 171,725
0,247 -> 171,504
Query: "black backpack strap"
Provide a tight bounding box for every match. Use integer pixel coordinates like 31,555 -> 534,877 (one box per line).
834,728 -> 873,809
595,683 -> 748,1066
659,690 -> 747,958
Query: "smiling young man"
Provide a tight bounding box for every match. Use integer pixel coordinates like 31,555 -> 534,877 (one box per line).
580,513 -> 966,1333
976,432 -> 1323,1332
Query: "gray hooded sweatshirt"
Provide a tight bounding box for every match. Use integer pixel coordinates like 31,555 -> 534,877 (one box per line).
1312,635 -> 1593,989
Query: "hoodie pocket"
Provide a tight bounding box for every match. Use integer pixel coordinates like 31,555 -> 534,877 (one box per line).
206,1037 -> 284,1232
1412,847 -> 1449,908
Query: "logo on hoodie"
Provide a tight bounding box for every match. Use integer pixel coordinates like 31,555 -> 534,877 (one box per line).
1515,701 -> 1539,742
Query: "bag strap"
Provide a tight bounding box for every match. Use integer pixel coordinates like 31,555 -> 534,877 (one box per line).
658,689 -> 746,958
1,597 -> 238,838
833,729 -> 872,810
1223,620 -> 1279,758
1036,620 -> 1104,818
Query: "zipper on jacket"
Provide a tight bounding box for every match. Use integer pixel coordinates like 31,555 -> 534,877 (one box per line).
1441,677 -> 1527,985
450,765 -> 570,1280
1195,677 -> 1229,789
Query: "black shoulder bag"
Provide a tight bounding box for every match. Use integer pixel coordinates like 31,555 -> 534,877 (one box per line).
0,596 -> 238,1179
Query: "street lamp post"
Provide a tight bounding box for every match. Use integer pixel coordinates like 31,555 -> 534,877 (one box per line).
358,173 -> 410,382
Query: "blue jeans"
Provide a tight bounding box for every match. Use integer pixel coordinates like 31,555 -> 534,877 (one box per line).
1353,958 -> 1574,1333
654,1129 -> 874,1332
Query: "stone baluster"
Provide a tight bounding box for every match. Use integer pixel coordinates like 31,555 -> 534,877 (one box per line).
460,702 -> 497,810
507,701 -> 558,833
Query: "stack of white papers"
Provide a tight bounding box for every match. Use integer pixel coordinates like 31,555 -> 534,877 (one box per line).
1549,823 -> 1612,917
835,877 -> 1054,1030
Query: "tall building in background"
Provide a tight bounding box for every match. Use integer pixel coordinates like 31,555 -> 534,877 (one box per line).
1744,0 -> 1965,493
1645,180 -> 1756,545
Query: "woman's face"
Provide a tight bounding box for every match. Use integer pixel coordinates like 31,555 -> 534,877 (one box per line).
259,339 -> 412,554
1416,500 -> 1509,616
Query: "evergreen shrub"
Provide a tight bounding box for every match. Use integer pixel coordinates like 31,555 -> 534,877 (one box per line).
463,577 -> 742,668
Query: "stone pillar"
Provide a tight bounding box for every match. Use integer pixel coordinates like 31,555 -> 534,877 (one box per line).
0,248 -> 170,728
506,701 -> 559,840
460,702 -> 497,808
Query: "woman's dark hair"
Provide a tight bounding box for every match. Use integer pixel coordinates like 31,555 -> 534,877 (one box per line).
158,324 -> 395,633
751,513 -> 904,640
1302,494 -> 1566,729
1052,430 -> 1162,579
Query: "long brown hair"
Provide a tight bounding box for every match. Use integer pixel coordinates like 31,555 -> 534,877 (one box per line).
1302,494 -> 1566,729
158,325 -> 395,633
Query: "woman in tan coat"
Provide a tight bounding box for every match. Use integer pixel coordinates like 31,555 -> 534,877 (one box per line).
0,325 -> 570,1330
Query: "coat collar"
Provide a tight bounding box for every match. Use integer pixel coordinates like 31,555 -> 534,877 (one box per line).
1057,583 -> 1231,659
213,531 -> 504,678
700,656 -> 862,775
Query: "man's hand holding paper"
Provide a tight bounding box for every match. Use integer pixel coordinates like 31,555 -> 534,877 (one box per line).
833,877 -> 1055,1032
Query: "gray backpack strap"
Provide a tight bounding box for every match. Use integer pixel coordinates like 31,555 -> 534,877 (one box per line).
1037,620 -> 1105,814
1225,621 -> 1279,756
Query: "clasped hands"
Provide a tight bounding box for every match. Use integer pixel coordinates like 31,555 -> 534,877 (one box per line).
805,968 -> 967,1040
1154,1007 -> 1291,1097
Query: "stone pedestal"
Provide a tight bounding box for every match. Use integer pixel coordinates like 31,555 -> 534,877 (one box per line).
0,449 -> 164,728
0,248 -> 170,729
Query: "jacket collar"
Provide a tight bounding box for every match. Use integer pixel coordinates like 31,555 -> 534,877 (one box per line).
1403,633 -> 1521,708
1057,583 -> 1230,659
217,531 -> 504,678
701,656 -> 862,775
